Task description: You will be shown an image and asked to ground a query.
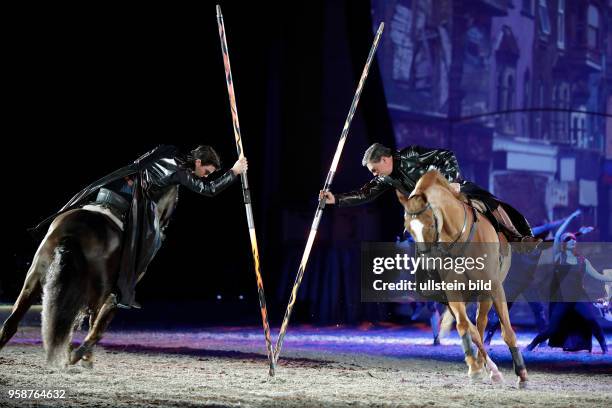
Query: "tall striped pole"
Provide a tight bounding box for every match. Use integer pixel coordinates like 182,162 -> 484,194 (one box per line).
274,22 -> 385,364
216,4 -> 275,377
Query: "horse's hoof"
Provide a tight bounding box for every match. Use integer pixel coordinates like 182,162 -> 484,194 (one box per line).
484,356 -> 503,384
69,348 -> 84,365
517,378 -> 528,389
490,370 -> 504,384
80,358 -> 94,369
468,368 -> 486,382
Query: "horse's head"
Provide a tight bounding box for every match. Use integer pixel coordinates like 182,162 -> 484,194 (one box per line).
398,169 -> 475,250
397,170 -> 464,247
399,192 -> 440,246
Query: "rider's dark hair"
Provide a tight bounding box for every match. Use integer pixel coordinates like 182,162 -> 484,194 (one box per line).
362,143 -> 393,166
183,145 -> 222,169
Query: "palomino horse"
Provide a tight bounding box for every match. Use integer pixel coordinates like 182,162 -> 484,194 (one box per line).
397,170 -> 528,388
0,185 -> 178,366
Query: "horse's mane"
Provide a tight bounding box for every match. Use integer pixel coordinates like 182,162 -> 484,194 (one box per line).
412,170 -> 467,203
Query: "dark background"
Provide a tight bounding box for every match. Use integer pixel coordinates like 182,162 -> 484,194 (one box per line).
3,1 -> 399,325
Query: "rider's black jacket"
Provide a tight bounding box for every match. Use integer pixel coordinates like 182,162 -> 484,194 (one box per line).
335,145 -> 461,206
41,145 -> 237,212
334,145 -> 533,236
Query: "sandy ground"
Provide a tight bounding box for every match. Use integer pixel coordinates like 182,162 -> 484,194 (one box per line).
0,326 -> 611,408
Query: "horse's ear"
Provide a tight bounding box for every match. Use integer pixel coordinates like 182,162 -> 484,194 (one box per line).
406,194 -> 428,213
409,191 -> 427,202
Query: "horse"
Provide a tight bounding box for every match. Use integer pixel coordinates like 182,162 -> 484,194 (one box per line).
397,170 -> 528,388
0,185 -> 178,367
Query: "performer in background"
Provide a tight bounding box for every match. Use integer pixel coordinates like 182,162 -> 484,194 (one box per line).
525,210 -> 611,353
484,215 -> 595,345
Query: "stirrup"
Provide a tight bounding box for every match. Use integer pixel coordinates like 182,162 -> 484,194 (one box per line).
114,291 -> 141,310
116,300 -> 142,310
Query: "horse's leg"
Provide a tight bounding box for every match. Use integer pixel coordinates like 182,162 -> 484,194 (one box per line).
476,299 -> 504,383
476,299 -> 492,343
430,304 -> 441,345
447,301 -> 484,380
78,309 -> 98,368
466,312 -> 491,374
0,253 -> 47,350
439,306 -> 455,338
474,300 -> 490,365
492,284 -> 528,388
70,294 -> 117,365
475,300 -> 492,363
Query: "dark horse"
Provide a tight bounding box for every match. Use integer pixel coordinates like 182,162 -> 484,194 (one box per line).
0,185 -> 178,366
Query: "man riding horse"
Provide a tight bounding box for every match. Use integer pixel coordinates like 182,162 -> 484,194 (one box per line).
34,144 -> 248,309
323,142 -> 534,386
321,143 -> 540,247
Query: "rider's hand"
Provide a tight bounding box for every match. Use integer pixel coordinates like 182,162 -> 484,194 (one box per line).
320,190 -> 335,204
231,157 -> 248,176
578,226 -> 594,235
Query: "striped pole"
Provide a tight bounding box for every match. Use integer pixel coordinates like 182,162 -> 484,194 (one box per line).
216,4 -> 276,377
274,22 -> 385,364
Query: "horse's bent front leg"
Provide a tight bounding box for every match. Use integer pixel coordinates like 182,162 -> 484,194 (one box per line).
70,294 -> 117,365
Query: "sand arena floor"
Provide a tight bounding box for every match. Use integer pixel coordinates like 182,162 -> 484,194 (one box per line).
0,325 -> 611,407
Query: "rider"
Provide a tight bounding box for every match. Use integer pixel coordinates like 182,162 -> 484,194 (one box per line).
321,143 -> 540,246
34,145 -> 248,309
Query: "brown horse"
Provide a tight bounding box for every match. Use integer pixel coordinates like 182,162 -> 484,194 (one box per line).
0,185 -> 178,367
397,170 -> 528,388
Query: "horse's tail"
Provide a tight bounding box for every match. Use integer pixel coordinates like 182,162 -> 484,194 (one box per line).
42,236 -> 87,365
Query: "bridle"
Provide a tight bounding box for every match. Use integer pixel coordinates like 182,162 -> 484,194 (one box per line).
405,195 -> 479,255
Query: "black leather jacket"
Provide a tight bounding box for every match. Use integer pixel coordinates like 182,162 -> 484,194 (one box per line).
143,150 -> 237,201
335,145 -> 461,207
36,145 -> 236,223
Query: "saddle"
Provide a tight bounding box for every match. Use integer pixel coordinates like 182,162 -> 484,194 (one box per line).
91,188 -> 130,220
81,188 -> 131,231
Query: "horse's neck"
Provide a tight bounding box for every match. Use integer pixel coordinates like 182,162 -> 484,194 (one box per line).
429,186 -> 465,242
